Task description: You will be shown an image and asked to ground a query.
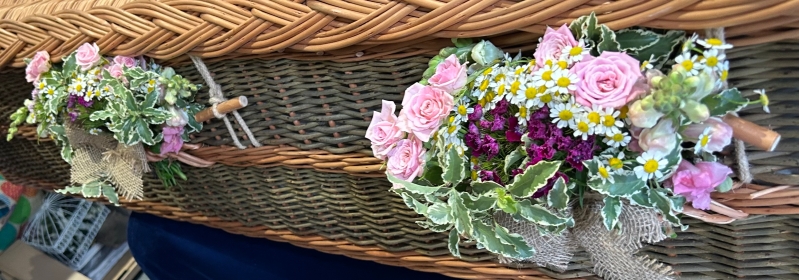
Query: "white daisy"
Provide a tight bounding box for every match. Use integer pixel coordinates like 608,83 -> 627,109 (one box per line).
439,116 -> 461,144
640,54 -> 656,71
718,60 -> 729,82
599,107 -> 623,136
682,33 -> 698,52
506,78 -> 527,103
593,160 -> 615,184
37,80 -> 47,91
42,85 -> 57,98
453,98 -> 474,123
675,52 -> 703,76
755,89 -> 769,113
473,66 -> 497,100
512,64 -> 530,77
573,114 -> 595,140
522,83 -> 542,108
515,106 -> 529,125
584,105 -> 604,134
550,69 -> 579,94
694,127 -> 712,154
602,150 -> 626,171
46,115 -> 55,123
532,64 -> 558,88
701,49 -> 726,72
561,40 -> 589,64
697,37 -> 733,50
550,98 -> 582,129
604,131 -> 631,148
634,151 -> 668,180
88,128 -> 102,135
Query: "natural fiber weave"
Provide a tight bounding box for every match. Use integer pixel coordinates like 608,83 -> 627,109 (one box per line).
2,0 -> 799,67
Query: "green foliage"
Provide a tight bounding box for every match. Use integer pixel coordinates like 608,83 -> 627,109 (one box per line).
546,177 -> 569,211
702,88 -> 748,117
617,29 -> 684,68
507,161 -> 561,197
6,106 -> 28,141
601,196 -> 622,230
716,177 -> 733,193
442,148 -> 466,185
154,159 -> 187,188
503,147 -> 525,174
55,180 -> 120,206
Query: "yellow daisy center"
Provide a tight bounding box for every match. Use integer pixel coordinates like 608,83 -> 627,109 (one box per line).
494,74 -> 505,82
510,80 -> 521,94
557,60 -> 568,69
448,125 -> 457,134
587,112 -> 601,124
700,134 -> 710,147
540,93 -> 553,103
515,68 -> 525,76
569,47 -> 583,56
681,59 -> 694,70
707,38 -> 723,46
480,79 -> 490,91
558,109 -> 573,121
577,121 -> 589,133
706,56 -> 718,67
721,70 -> 728,81
47,88 -> 54,95
640,61 -> 649,71
545,60 -> 553,67
542,70 -> 552,81
75,84 -> 83,92
483,68 -> 493,76
557,77 -> 571,88
598,166 -> 610,178
612,133 -> 624,142
519,107 -> 527,118
38,82 -> 46,90
148,79 -> 156,86
457,105 -> 468,116
603,115 -> 616,127
147,87 -> 154,93
643,159 -> 659,174
497,84 -> 506,95
609,158 -> 623,169
525,87 -> 537,99
471,170 -> 478,180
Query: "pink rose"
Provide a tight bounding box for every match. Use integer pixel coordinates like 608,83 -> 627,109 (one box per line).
113,56 -> 137,68
572,52 -> 645,109
160,126 -> 184,156
25,51 -> 51,83
681,117 -> 733,152
366,100 -> 403,160
75,42 -> 101,71
534,24 -> 578,67
429,54 -> 467,93
386,136 -> 426,188
639,118 -> 677,154
666,160 -> 732,210
108,63 -> 125,79
398,83 -> 454,142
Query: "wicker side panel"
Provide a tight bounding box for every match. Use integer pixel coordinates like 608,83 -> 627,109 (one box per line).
0,137 -> 69,189
174,58 -> 423,153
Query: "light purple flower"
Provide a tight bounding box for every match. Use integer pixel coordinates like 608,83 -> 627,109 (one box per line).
161,126 -> 185,156
468,104 -> 483,121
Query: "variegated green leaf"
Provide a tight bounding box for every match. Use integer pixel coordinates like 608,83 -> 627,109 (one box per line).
716,177 -> 733,193
516,199 -> 573,227
460,192 -> 495,212
496,188 -> 518,214
587,170 -> 645,198
442,148 -> 466,184
503,147 -> 525,174
89,110 -> 115,121
649,188 -> 682,226
449,192 -> 473,236
602,196 -> 622,231
448,230 -> 461,258
629,188 -> 652,208
141,108 -> 172,124
416,220 -> 451,232
615,29 -> 662,51
399,192 -> 428,215
62,53 -> 77,76
136,119 -> 155,146
494,223 -> 534,259
81,182 -> 102,198
388,173 -> 447,198
55,186 -> 83,195
471,180 -> 502,195
597,25 -> 620,53
546,177 -> 569,210
427,203 -> 452,225
507,161 -> 561,198
472,220 -> 519,259
102,185 -> 120,206
631,30 -> 684,68
702,88 -> 748,117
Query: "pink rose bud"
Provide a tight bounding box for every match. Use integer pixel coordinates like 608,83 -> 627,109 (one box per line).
571,51 -> 645,109
681,117 -> 733,152
398,83 -> 454,142
75,42 -> 102,71
365,100 -> 404,160
25,51 -> 51,83
534,24 -> 578,67
386,136 -> 426,188
108,63 -> 125,79
666,160 -> 732,210
428,54 -> 468,94
113,56 -> 138,68
638,118 -> 678,154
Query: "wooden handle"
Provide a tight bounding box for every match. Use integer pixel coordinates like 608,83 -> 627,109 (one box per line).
722,114 -> 781,152
194,96 -> 248,123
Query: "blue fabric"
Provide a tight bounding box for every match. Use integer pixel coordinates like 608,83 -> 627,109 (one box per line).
128,212 -> 455,280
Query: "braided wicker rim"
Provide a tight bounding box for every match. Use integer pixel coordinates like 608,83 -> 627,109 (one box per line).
3,0 -> 799,68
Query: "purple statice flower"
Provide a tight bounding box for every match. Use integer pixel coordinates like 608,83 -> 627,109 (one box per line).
68,110 -> 79,122
506,117 -> 522,143
465,122 -> 482,151
482,135 -> 499,160
31,89 -> 39,101
160,126 -> 185,156
510,168 -> 525,177
494,99 -> 510,115
533,172 -> 569,198
526,144 -> 544,166
479,170 -> 503,184
468,104 -> 483,121
531,105 -> 550,120
68,94 -> 93,108
490,114 -> 506,131
527,119 -> 547,140
480,119 -> 492,129
566,136 -> 597,171
67,94 -> 76,109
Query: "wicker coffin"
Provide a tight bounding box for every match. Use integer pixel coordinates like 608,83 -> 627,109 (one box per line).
1,1 -> 798,279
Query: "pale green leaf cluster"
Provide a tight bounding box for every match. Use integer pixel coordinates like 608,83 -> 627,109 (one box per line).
56,179 -> 120,206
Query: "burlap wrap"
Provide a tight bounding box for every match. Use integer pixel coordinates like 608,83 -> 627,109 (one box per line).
497,197 -> 674,280
65,124 -> 148,200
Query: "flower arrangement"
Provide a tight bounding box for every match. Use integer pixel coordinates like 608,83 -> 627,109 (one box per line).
7,43 -> 205,204
366,13 -> 768,263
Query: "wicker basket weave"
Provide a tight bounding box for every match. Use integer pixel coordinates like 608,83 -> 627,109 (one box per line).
0,1 -> 798,279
